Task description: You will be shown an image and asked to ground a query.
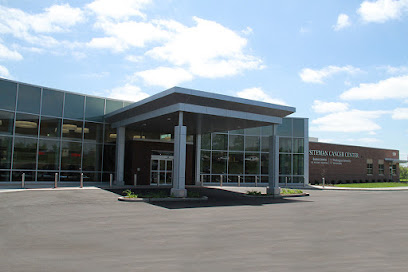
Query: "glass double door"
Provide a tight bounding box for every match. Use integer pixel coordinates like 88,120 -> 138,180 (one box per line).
150,155 -> 173,185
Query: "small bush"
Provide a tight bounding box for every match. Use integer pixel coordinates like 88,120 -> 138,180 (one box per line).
281,188 -> 303,195
246,190 -> 262,196
123,189 -> 138,198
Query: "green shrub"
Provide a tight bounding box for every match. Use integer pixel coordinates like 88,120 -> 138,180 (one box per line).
281,188 -> 303,195
123,189 -> 138,198
246,190 -> 262,196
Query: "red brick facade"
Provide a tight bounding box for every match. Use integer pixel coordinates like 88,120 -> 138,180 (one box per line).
309,142 -> 400,184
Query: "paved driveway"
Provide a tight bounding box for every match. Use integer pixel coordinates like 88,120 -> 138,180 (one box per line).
1,188 -> 408,272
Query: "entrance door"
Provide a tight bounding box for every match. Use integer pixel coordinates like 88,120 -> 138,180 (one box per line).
150,155 -> 173,185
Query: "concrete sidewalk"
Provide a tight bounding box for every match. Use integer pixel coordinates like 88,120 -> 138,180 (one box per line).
310,184 -> 408,191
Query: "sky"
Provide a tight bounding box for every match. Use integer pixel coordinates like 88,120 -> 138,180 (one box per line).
0,0 -> 407,160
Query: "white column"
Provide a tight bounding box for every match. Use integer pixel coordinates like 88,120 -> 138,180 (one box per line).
267,128 -> 280,196
195,134 -> 201,185
115,126 -> 125,186
171,112 -> 187,197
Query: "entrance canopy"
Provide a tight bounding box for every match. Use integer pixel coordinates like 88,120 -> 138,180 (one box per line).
385,158 -> 408,164
105,87 -> 295,134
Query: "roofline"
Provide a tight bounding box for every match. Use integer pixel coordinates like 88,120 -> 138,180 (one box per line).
309,141 -> 399,152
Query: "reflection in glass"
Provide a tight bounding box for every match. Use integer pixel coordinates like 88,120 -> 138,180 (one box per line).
0,110 -> 14,135
60,172 -> 80,182
261,154 -> 269,174
0,136 -> 12,169
279,138 -> 292,153
229,135 -> 244,151
85,96 -> 104,122
245,153 -> 260,174
82,172 -> 101,182
279,176 -> 291,184
211,151 -> 227,174
61,141 -> 82,170
64,93 -> 84,120
38,139 -> 60,170
228,152 -> 243,174
15,113 -> 39,136
0,80 -> 17,111
82,143 -> 102,171
201,134 -> 211,150
293,138 -> 304,153
13,137 -> 37,169
103,144 -> 115,171
62,119 -> 83,140
212,134 -> 227,150
105,99 -> 123,114
12,171 -> 35,182
84,122 -> 103,142
261,126 -> 273,136
293,154 -> 304,175
245,127 -> 260,135
261,137 -> 269,152
277,118 -> 292,137
17,84 -> 41,114
245,136 -> 259,151
292,176 -> 304,183
229,129 -> 244,135
37,172 -> 57,181
40,117 -> 61,138
293,119 -> 305,137
104,123 -> 116,143
279,154 -> 291,175
200,151 -> 211,174
42,89 -> 63,117
0,170 -> 10,181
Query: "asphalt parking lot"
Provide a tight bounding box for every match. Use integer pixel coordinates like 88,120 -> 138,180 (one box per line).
1,188 -> 408,272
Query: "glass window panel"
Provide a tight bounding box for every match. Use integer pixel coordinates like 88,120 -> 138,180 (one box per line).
212,134 -> 227,150
279,154 -> 291,175
245,127 -> 261,135
85,96 -> 104,122
102,172 -> 115,182
84,122 -> 103,142
228,152 -> 243,174
15,113 -> 39,136
61,141 -> 82,170
0,110 -> 14,135
41,89 -> 63,117
13,137 -> 37,170
229,135 -> 244,151
211,151 -> 227,174
17,84 -> 41,114
40,117 -> 61,138
0,170 -> 10,181
0,136 -> 12,169
245,136 -> 260,151
261,137 -> 269,152
293,176 -> 304,183
62,119 -> 83,140
0,80 -> 17,111
245,153 -> 260,174
277,118 -> 292,137
38,139 -> 60,170
293,139 -> 304,153
12,171 -> 35,182
104,123 -> 116,143
105,99 -> 123,114
200,151 -> 211,174
201,134 -> 211,150
229,129 -> 244,135
82,143 -> 102,171
103,144 -> 116,172
64,93 -> 84,120
123,101 -> 133,107
261,125 -> 273,136
293,119 -> 305,137
279,138 -> 292,153
60,172 -> 81,182
261,154 -> 269,174
293,154 -> 304,175
279,176 -> 291,184
37,172 -> 57,182
83,172 -> 101,182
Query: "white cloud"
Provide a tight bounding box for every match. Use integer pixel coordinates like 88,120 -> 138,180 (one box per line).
125,55 -> 143,62
0,64 -> 10,78
311,109 -> 388,132
333,13 -> 351,30
86,0 -> 151,20
340,75 -> 408,100
382,65 -> 408,75
86,37 -> 126,52
312,100 -> 349,113
241,26 -> 253,35
107,83 -> 149,102
299,65 -> 361,84
135,66 -> 193,88
236,87 -> 287,105
344,137 -> 381,144
146,17 -> 263,78
0,42 -> 22,60
358,0 -> 408,23
392,107 -> 408,119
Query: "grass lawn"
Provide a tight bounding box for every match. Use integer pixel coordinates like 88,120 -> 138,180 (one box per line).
334,182 -> 408,188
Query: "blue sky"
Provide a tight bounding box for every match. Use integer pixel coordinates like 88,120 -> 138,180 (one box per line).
0,0 -> 407,160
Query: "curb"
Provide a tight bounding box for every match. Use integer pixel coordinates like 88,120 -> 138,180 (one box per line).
118,196 -> 209,202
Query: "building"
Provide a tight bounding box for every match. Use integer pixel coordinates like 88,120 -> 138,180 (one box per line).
309,141 -> 406,184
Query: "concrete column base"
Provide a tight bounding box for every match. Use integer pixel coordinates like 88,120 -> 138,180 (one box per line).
171,188 -> 187,198
267,187 -> 281,197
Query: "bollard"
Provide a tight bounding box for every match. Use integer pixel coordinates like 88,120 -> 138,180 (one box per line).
109,174 -> 113,188
54,173 -> 58,188
134,174 -> 137,186
201,175 -> 204,186
238,175 -> 240,187
80,173 -> 83,188
255,176 -> 258,187
285,177 -> 288,187
322,177 -> 325,188
220,175 -> 223,186
22,173 -> 25,188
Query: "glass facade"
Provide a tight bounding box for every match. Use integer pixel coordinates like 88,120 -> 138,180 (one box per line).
200,118 -> 308,186
0,78 -> 127,182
